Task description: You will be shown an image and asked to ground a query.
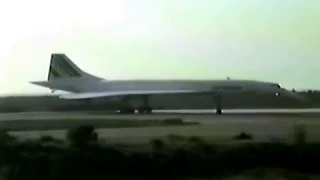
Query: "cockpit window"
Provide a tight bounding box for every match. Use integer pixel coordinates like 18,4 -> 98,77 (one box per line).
272,84 -> 281,88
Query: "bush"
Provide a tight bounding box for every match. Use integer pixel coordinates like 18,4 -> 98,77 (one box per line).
233,132 -> 253,140
66,125 -> 98,146
150,138 -> 165,150
188,136 -> 206,144
0,130 -> 17,144
39,136 -> 64,147
166,134 -> 186,143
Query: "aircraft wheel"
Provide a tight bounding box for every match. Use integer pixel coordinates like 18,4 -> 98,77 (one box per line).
137,107 -> 153,114
138,108 -> 145,114
119,107 -> 135,114
145,107 -> 152,114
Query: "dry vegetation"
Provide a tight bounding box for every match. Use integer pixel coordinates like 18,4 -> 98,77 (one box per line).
0,124 -> 318,179
9,118 -> 320,145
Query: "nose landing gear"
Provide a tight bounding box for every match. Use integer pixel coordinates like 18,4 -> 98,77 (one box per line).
215,93 -> 223,115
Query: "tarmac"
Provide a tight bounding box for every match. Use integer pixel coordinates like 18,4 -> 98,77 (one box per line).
1,108 -> 320,121
1,109 -> 320,143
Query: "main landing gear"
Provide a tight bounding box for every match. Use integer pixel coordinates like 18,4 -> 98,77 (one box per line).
138,106 -> 152,114
138,95 -> 152,114
119,107 -> 135,114
118,95 -> 153,114
117,94 -> 222,115
215,93 -> 223,115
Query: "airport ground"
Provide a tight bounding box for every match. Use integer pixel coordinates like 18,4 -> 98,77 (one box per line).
1,109 -> 319,145
1,110 -> 320,179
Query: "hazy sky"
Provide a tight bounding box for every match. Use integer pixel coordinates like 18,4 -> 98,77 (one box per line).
0,0 -> 319,94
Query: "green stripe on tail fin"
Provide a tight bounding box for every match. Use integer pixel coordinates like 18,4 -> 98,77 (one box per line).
48,54 -> 82,80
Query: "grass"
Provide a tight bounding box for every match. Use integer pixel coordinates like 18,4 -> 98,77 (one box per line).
1,124 -> 320,179
179,169 -> 320,179
2,114 -> 320,144
217,168 -> 320,180
0,118 -> 198,131
2,126 -> 320,179
84,121 -> 320,144
7,120 -> 319,147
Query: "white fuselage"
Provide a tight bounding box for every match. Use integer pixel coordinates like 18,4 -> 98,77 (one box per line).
36,77 -> 281,94
31,77 -> 309,110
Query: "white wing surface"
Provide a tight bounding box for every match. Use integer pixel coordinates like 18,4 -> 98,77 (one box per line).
59,90 -> 210,99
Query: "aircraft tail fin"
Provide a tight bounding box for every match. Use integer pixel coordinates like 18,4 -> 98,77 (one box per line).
48,54 -> 99,81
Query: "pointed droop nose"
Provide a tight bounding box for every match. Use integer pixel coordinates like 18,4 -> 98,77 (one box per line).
265,83 -> 310,102
280,88 -> 311,102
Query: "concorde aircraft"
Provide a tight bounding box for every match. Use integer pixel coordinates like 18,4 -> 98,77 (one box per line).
30,54 -> 307,114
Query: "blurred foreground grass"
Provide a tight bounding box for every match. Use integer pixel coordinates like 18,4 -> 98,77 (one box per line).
8,118 -> 320,145
0,125 -> 319,179
0,118 -> 198,131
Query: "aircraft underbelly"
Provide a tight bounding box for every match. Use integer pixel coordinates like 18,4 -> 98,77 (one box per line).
92,91 -> 245,110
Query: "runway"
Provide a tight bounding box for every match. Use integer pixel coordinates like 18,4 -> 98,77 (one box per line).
1,109 -> 320,144
1,108 -> 320,122
0,109 -> 319,125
